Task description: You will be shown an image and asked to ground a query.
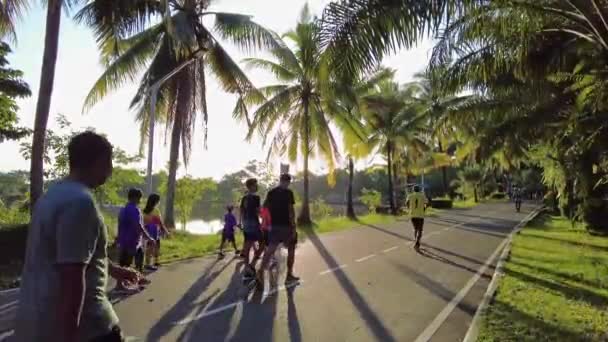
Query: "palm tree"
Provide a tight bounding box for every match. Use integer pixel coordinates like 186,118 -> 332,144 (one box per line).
330,67 -> 394,219
0,41 -> 31,142
237,5 -> 348,225
405,68 -> 470,195
361,80 -> 428,214
80,0 -> 277,227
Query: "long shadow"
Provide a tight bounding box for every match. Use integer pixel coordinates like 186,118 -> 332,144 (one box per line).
304,227 -> 398,342
178,262 -> 254,341
422,243 -> 491,268
228,271 -> 280,342
504,267 -> 608,309
509,258 -> 607,293
483,300 -> 588,341
519,232 -> 608,252
146,257 -> 235,341
388,260 -> 478,316
287,286 -> 302,342
362,223 -> 413,242
416,248 -> 492,279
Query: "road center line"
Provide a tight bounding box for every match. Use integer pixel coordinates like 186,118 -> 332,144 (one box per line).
383,246 -> 398,253
356,254 -> 377,263
319,264 -> 347,275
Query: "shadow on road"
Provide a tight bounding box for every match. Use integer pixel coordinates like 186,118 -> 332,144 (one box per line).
416,248 -> 492,279
422,243 -> 491,268
146,257 -> 235,341
303,227 -> 398,342
388,260 -> 478,316
287,286 -> 302,342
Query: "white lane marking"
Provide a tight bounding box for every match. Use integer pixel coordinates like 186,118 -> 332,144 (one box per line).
320,264 -> 348,275
0,300 -> 17,312
383,246 -> 398,253
262,280 -> 304,302
175,301 -> 243,324
356,254 -> 377,263
413,236 -> 508,342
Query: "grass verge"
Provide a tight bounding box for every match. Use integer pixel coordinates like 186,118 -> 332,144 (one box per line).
477,214 -> 608,341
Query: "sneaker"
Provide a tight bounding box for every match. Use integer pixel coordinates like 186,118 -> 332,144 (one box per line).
113,282 -> 140,295
285,274 -> 300,284
414,242 -> 421,250
235,250 -> 241,255
218,252 -> 225,259
145,265 -> 158,271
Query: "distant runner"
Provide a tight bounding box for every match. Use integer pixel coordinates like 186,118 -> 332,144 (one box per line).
513,186 -> 523,212
407,185 -> 429,250
15,132 -> 139,342
257,174 -> 300,290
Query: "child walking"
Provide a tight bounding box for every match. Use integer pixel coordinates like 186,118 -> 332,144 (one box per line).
143,193 -> 170,271
218,205 -> 239,258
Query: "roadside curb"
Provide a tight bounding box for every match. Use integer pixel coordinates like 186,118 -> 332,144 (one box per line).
462,206 -> 544,342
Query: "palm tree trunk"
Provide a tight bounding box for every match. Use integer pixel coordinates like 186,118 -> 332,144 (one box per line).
298,97 -> 312,225
387,142 -> 396,214
473,185 -> 479,203
346,156 -> 356,219
29,0 -> 62,211
164,116 -> 181,229
438,141 -> 448,195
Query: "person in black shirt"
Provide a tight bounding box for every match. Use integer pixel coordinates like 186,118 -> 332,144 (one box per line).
240,178 -> 261,274
256,173 -> 300,289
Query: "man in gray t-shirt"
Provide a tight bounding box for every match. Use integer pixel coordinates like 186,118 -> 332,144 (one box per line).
15,132 -> 139,342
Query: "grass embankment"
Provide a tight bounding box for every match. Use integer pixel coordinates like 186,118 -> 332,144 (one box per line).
478,215 -> 608,341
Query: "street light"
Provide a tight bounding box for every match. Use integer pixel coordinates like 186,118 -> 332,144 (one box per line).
145,50 -> 205,194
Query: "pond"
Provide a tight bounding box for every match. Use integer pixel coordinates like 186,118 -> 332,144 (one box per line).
182,219 -> 224,235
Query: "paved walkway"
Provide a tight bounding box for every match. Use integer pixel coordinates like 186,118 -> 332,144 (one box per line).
0,202 -> 536,341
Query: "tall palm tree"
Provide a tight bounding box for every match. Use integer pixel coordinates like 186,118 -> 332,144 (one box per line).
329,67 -> 394,219
80,0 -> 277,227
405,68 -> 470,195
362,80 -> 428,214
237,5 -> 348,225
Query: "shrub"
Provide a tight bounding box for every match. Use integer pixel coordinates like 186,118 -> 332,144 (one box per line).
311,198 -> 333,219
359,188 -> 382,212
490,192 -> 507,199
0,202 -> 29,227
431,199 -> 453,209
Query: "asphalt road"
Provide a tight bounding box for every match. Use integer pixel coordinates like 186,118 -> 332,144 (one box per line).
0,202 -> 537,342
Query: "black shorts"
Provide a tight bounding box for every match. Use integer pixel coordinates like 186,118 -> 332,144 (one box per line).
222,232 -> 235,242
411,218 -> 424,231
244,230 -> 261,242
119,247 -> 144,270
269,226 -> 297,247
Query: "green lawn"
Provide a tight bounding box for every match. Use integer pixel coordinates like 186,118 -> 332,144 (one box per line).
477,215 -> 608,341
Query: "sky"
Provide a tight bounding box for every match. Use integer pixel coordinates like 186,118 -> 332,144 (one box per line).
0,0 -> 434,181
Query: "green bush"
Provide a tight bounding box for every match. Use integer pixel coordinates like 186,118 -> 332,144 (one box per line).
0,202 -> 29,227
490,192 -> 507,199
359,188 -> 382,212
431,199 -> 453,209
311,198 -> 333,219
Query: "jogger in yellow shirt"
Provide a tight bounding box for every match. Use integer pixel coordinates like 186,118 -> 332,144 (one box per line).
406,185 -> 429,250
